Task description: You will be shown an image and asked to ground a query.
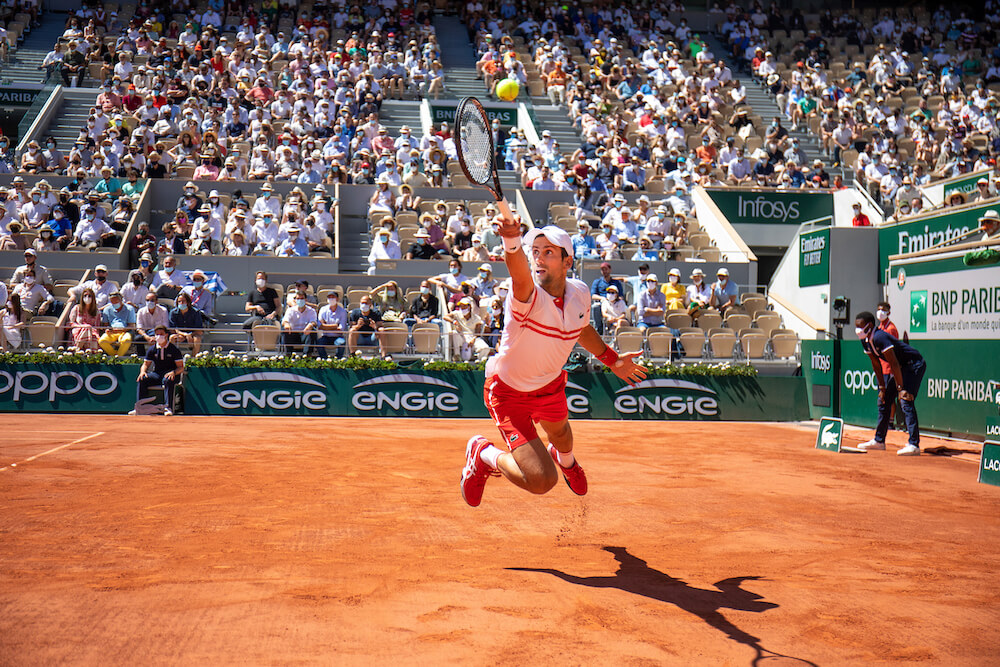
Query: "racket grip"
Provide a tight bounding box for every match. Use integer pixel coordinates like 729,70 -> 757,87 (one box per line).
495,198 -> 514,222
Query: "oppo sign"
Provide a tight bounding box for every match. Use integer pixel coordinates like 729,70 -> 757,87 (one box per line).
0,369 -> 119,402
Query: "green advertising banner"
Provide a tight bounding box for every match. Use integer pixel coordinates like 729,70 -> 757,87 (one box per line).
888,256 -> 1000,340
801,339 -> 836,420
706,189 -> 834,225
0,363 -> 139,413
837,339 -> 1000,439
428,102 -> 516,127
184,367 -> 809,422
942,171 -> 990,199
815,417 -> 843,452
799,228 -> 830,287
876,202 -> 992,281
979,441 -> 1000,487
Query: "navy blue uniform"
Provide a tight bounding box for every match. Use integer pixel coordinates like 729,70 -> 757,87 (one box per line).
862,329 -> 926,446
138,342 -> 183,412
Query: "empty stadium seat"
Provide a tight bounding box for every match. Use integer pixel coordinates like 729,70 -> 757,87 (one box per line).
677,332 -> 705,360
646,330 -> 673,361
741,333 -> 768,359
412,323 -> 442,356
753,312 -> 783,336
251,324 -> 281,353
725,313 -> 751,331
709,332 -> 738,359
615,326 -> 643,356
770,333 -> 799,359
695,311 -> 722,331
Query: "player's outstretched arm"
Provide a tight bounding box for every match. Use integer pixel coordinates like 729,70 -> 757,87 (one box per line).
579,325 -> 648,386
496,208 -> 533,303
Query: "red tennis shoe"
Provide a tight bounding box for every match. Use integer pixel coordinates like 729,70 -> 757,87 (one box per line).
461,435 -> 498,507
548,444 -> 588,496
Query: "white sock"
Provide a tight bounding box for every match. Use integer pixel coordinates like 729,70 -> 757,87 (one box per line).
480,445 -> 503,469
553,447 -> 575,467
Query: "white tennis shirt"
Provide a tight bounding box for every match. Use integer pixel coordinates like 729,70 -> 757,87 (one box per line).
485,277 -> 591,392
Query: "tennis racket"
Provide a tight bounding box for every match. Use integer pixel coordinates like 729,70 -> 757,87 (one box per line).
455,96 -> 515,223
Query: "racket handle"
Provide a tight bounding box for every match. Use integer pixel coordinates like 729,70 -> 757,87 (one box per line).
495,197 -> 514,222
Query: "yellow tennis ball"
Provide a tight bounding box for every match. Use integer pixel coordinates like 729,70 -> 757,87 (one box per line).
496,78 -> 520,102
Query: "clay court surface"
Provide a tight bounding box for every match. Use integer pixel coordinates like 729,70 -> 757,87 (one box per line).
2,416 -> 999,666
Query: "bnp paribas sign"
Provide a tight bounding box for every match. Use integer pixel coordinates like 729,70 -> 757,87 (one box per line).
706,189 -> 834,225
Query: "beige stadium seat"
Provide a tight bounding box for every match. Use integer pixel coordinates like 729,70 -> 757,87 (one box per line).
678,332 -> 705,359
709,332 -> 738,359
695,311 -> 722,331
725,313 -> 751,332
252,324 -> 281,352
754,312 -> 783,336
615,326 -> 643,356
666,313 -> 692,329
646,330 -> 673,361
412,322 -> 442,356
741,333 -> 768,359
380,323 -> 409,355
741,297 -> 768,318
345,288 -> 371,307
770,333 -> 799,359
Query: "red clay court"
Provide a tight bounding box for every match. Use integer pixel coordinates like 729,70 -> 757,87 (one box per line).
2,415 -> 998,665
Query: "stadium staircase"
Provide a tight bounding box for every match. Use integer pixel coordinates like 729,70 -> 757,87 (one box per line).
34,87 -> 100,148
377,99 -> 422,136
703,35 -> 835,178
338,212 -> 372,273
0,13 -> 64,87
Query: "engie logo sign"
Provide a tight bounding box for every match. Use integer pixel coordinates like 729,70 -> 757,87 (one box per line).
613,379 -> 720,418
216,372 -> 328,411
351,374 -> 461,414
566,381 -> 591,414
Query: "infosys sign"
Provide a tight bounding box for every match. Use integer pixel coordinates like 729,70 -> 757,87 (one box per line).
707,189 -> 834,225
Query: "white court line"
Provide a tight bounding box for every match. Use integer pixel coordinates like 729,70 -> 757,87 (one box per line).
1,432 -> 104,471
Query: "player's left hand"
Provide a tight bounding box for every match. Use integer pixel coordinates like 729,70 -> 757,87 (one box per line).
611,352 -> 648,386
899,389 -> 914,402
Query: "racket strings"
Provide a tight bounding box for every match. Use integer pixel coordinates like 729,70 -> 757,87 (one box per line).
458,104 -> 493,185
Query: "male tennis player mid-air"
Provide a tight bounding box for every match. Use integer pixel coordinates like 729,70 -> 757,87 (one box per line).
460,218 -> 648,507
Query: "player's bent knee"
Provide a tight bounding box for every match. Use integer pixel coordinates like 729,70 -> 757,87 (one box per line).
525,469 -> 559,494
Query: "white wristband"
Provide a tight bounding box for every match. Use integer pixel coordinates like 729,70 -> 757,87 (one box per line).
503,236 -> 522,254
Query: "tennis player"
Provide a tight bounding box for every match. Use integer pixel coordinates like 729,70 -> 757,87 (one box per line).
461,216 -> 647,507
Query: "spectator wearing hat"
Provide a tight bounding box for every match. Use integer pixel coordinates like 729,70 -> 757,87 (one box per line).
61,42 -> 86,87
599,283 -> 631,333
710,268 -> 739,316
143,152 -> 168,178
571,221 -> 600,260
93,166 -> 123,200
132,324 -> 183,416
851,202 -> 871,227
405,229 -> 437,260
630,236 -> 659,261
193,154 -> 220,181
75,263 -> 117,309
182,269 -> 215,317
277,223 -> 309,257
11,249 -> 53,291
99,291 -> 136,356
686,268 -> 712,314
470,263 -> 497,299
661,268 -> 687,310
590,261 -> 624,334
444,296 -> 490,362
121,269 -> 150,310
968,178 -> 992,205
637,273 -> 668,331
978,210 -> 1000,241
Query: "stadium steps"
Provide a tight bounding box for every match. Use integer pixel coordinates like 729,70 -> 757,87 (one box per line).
377,99 -> 422,136
702,33 -> 836,178
338,213 -> 372,273
433,15 -> 485,99
29,87 -> 100,148
0,14 -> 65,87
531,104 -> 581,159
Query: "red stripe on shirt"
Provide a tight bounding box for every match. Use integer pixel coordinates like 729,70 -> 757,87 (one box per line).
521,321 -> 583,341
509,289 -> 537,323
522,317 -> 586,337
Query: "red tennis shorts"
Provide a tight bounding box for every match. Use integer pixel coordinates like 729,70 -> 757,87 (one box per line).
483,371 -> 569,450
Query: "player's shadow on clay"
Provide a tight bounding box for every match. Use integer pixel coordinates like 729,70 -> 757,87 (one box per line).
509,546 -> 817,666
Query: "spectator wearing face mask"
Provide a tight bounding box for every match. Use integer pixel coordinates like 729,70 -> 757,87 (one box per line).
470,264 -> 497,299
600,284 -> 630,333
69,206 -> 116,249
405,280 -> 442,330
68,287 -> 101,351
710,268 -> 739,315
348,294 -> 385,356
99,290 -> 136,356
661,268 -> 687,310
168,291 -> 204,354
136,292 -> 169,354
368,227 -> 402,274
317,291 -> 349,359
406,229 -> 437,259
243,271 -> 282,331
282,289 -> 319,356
0,293 -> 26,351
151,255 -> 189,299
74,263 -> 116,309
444,296 -> 491,362
131,325 -> 184,416
182,269 -> 215,317
121,270 -> 150,309
637,273 -> 667,331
